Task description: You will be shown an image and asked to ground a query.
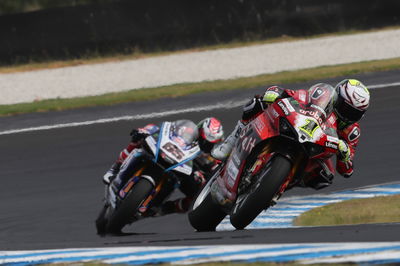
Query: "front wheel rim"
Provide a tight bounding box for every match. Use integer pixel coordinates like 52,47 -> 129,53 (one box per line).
232,162 -> 272,215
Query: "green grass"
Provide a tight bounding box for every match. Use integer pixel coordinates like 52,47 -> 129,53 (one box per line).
294,194 -> 400,226
2,57 -> 400,116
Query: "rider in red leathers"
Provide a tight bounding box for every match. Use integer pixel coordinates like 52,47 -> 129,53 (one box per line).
211,79 -> 370,189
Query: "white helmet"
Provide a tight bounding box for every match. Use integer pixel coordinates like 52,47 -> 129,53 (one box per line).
198,117 -> 224,153
334,79 -> 370,124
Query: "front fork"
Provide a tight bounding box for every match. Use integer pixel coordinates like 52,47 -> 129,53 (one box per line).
106,165 -> 148,208
210,146 -> 275,211
240,145 -> 299,203
137,175 -> 167,214
211,143 -> 299,210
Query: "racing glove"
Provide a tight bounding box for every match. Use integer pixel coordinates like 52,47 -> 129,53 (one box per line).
130,129 -> 148,142
262,90 -> 280,104
338,139 -> 351,162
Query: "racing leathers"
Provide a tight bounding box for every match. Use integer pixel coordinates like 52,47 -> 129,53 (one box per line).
212,86 -> 360,189
104,123 -> 219,214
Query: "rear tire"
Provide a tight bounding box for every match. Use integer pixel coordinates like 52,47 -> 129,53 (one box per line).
106,178 -> 154,234
188,180 -> 226,231
230,155 -> 291,230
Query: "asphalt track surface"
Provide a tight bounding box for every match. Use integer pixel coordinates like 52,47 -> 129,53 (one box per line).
1,70 -> 400,251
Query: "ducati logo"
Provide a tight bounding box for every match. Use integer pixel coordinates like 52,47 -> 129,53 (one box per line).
312,88 -> 324,99
348,127 -> 360,142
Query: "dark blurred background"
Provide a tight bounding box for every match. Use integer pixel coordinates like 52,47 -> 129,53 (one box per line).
0,0 -> 112,15
1,0 -> 399,65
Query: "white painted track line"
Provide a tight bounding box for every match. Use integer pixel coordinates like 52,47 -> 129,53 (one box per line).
0,81 -> 397,136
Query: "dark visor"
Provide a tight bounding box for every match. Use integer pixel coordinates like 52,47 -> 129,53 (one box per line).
336,97 -> 365,123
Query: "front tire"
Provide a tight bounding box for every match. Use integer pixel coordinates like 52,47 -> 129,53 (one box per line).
230,155 -> 292,230
106,178 -> 154,234
95,204 -> 108,235
188,179 -> 226,231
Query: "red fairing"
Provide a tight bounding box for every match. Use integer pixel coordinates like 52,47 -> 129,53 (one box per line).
336,122 -> 360,177
252,110 -> 278,140
269,87 -> 359,178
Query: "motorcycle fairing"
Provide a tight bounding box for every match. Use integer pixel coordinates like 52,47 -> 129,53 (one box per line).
272,98 -> 339,156
219,97 -> 339,202
139,124 -> 160,135
221,111 -> 279,199
146,122 -> 200,176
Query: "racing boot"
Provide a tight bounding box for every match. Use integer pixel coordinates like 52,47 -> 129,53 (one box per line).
103,162 -> 121,185
211,120 -> 245,161
160,197 -> 192,215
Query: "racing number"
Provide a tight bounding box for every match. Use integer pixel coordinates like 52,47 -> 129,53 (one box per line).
299,119 -> 320,138
162,142 -> 185,160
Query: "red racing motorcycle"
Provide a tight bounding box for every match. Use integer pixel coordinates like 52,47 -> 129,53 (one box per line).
189,84 -> 340,231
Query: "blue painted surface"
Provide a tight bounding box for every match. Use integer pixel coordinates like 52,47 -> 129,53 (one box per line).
2,183 -> 400,265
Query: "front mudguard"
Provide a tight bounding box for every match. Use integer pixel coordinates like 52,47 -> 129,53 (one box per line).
209,140 -> 297,213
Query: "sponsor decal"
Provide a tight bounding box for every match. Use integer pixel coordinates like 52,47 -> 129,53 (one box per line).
239,124 -> 251,138
241,136 -> 257,153
163,122 -> 171,136
174,164 -> 193,176
299,90 -> 306,102
348,127 -> 360,142
278,101 -> 289,116
310,104 -> 326,116
254,117 -> 266,136
325,141 -> 338,150
299,109 -> 323,125
163,142 -> 185,160
328,114 -> 336,125
227,159 -> 239,187
327,135 -> 339,144
271,107 -> 279,118
282,98 -> 295,112
231,153 -> 241,166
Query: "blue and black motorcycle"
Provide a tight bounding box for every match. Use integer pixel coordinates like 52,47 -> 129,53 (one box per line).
96,120 -> 204,234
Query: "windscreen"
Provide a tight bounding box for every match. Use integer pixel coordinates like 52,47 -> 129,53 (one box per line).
171,120 -> 199,148
307,83 -> 338,120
